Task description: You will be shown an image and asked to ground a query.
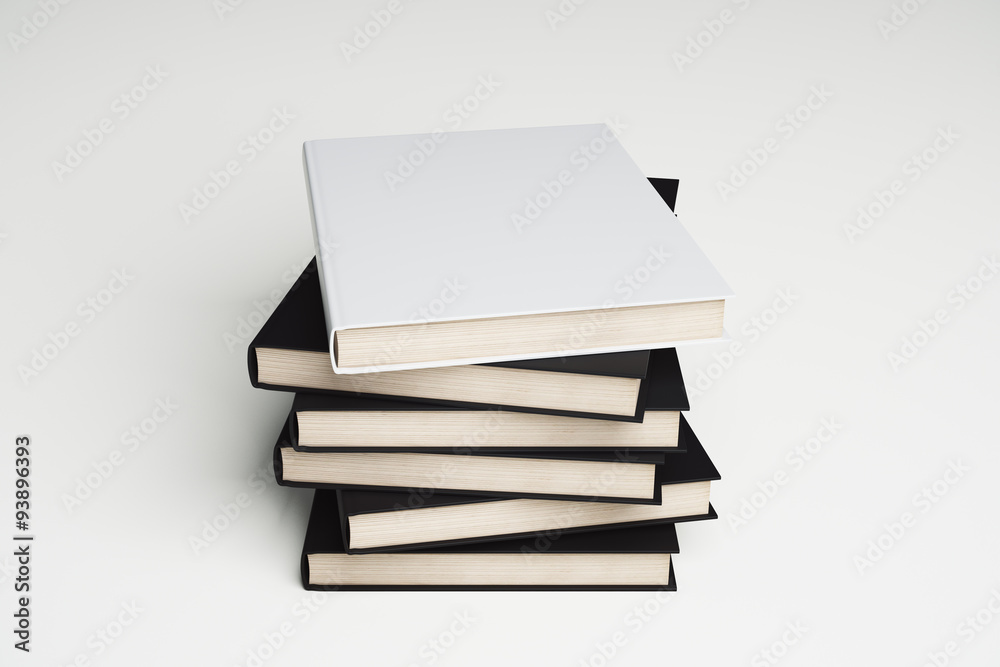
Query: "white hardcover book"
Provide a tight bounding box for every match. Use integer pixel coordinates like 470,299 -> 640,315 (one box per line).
303,124 -> 733,374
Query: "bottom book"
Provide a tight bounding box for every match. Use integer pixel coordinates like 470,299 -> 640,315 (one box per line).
301,489 -> 679,591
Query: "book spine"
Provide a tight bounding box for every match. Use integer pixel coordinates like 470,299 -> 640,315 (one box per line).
272,441 -> 286,485
302,143 -> 342,372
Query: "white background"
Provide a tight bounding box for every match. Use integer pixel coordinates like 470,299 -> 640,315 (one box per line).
2,0 -> 999,665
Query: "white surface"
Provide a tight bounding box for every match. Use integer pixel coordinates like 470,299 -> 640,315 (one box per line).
2,1 -> 999,665
304,124 -> 732,372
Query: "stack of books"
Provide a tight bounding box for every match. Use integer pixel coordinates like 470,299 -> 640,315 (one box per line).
248,125 -> 732,591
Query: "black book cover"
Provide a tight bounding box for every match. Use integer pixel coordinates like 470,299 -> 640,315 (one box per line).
272,416 -> 665,504
301,489 -> 679,591
276,411 -> 668,463
338,415 -> 719,553
648,177 -> 679,213
248,178 -> 682,422
248,260 -> 650,421
285,347 -> 687,454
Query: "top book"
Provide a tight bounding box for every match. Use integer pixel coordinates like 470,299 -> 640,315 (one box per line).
303,124 -> 732,374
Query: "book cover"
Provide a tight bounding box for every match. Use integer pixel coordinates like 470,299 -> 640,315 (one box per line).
248,257 -> 654,421
301,489 -> 679,591
272,416 -> 666,504
285,347 -> 688,454
303,125 -> 732,373
338,415 -> 719,553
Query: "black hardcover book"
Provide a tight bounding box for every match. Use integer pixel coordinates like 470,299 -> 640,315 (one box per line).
286,348 -> 687,454
301,489 -> 679,591
338,415 -> 719,553
273,416 -> 665,504
248,179 -> 681,423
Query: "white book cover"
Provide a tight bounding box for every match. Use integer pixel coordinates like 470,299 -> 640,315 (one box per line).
303,124 -> 733,373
